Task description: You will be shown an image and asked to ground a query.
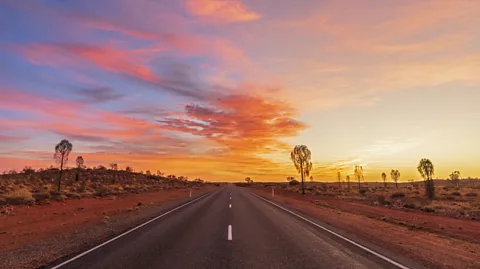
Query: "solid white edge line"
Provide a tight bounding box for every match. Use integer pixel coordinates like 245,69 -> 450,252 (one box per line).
50,192 -> 211,269
250,192 -> 410,269
228,225 -> 232,240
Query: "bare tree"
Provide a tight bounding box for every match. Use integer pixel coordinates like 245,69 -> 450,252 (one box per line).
354,165 -> 364,191
449,171 -> 461,188
75,156 -> 84,181
245,177 -> 253,184
346,175 -> 350,190
337,171 -> 342,189
418,158 -> 435,199
125,166 -> 133,173
390,170 -> 400,189
381,172 -> 387,189
290,145 -> 313,195
54,139 -> 73,192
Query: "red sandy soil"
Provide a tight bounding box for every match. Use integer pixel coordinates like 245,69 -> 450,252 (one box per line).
251,187 -> 480,269
0,187 -> 215,253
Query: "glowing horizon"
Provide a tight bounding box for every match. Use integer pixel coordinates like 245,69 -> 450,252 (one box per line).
1,0 -> 479,182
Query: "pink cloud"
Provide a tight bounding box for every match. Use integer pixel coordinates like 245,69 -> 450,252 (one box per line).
186,0 -> 260,23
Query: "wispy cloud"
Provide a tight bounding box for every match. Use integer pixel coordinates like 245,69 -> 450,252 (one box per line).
186,0 -> 261,23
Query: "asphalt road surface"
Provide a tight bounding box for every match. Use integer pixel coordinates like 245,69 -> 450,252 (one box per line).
49,186 -> 423,269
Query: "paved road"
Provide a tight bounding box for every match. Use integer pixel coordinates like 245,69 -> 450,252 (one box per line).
50,186 -> 420,269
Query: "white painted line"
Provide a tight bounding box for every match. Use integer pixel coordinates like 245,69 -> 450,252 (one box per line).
230,196 -> 232,200
228,225 -> 232,240
229,204 -> 232,208
250,192 -> 411,269
51,192 -> 211,269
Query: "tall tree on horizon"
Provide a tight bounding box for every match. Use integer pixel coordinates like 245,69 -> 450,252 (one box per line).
337,171 -> 342,189
381,172 -> 387,188
354,165 -> 364,191
449,171 -> 461,188
75,156 -> 84,182
54,139 -> 73,192
390,170 -> 401,189
418,158 -> 435,199
291,145 -> 312,195
346,175 -> 350,190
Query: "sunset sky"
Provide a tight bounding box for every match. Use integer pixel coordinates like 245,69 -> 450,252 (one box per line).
1,0 -> 479,182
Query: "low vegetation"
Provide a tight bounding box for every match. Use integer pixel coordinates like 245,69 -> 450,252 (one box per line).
0,139 -> 209,206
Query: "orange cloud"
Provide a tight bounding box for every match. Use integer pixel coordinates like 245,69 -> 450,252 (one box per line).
159,92 -> 308,157
186,0 -> 260,23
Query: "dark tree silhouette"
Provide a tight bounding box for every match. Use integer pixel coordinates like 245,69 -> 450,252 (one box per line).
290,145 -> 312,195
337,171 -> 342,189
346,175 -> 350,190
354,165 -> 363,191
75,156 -> 84,181
125,166 -> 133,172
110,163 -> 118,183
449,171 -> 461,188
54,139 -> 73,192
381,172 -> 387,188
390,170 -> 400,189
418,158 -> 435,199
245,177 -> 253,184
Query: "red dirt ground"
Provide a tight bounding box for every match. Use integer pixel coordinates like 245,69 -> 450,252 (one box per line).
0,187 -> 215,252
251,187 -> 480,269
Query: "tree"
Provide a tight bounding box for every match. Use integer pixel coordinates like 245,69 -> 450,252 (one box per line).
346,175 -> 350,190
54,139 -> 73,192
354,165 -> 363,191
309,176 -> 314,182
245,177 -> 253,184
449,171 -> 461,188
381,172 -> 387,188
110,163 -> 118,183
290,145 -> 312,195
286,176 -> 295,182
125,166 -> 133,173
337,171 -> 342,189
418,158 -> 435,199
390,170 -> 400,189
75,156 -> 84,181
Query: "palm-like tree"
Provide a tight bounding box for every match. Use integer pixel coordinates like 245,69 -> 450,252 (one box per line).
291,145 -> 313,195
381,172 -> 387,189
337,171 -> 342,189
354,165 -> 363,191
418,158 -> 435,199
390,170 -> 401,189
449,171 -> 461,188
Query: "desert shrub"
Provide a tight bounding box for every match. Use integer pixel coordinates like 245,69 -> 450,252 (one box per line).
3,189 -> 35,205
465,192 -> 478,197
32,192 -> 51,202
377,195 -> 386,204
391,192 -> 406,198
289,179 -> 300,186
451,192 -> 461,196
422,207 -> 435,213
359,189 -> 367,195
404,203 -> 416,209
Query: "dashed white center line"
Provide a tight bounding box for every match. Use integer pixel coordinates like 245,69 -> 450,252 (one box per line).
228,225 -> 232,241
230,196 -> 232,200
229,204 -> 232,208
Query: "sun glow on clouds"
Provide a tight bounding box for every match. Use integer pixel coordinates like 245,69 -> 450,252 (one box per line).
1,0 -> 480,181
